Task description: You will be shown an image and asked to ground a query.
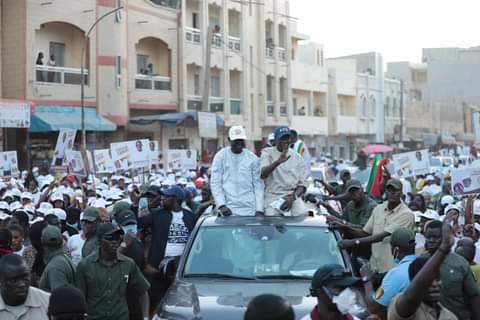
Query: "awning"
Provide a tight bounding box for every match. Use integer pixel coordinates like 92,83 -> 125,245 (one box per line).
129,111 -> 225,127
29,106 -> 117,132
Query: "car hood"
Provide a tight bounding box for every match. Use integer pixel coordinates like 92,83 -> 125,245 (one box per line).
157,279 -> 316,319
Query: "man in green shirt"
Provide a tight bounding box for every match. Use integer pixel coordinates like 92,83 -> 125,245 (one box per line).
76,223 -> 150,320
39,226 -> 75,292
81,207 -> 99,258
325,179 -> 377,229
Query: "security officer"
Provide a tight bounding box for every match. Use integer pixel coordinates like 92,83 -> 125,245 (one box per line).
81,207 -> 100,258
39,225 -> 76,292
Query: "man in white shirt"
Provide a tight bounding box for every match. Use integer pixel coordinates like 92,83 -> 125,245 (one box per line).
211,125 -> 264,216
261,127 -> 308,216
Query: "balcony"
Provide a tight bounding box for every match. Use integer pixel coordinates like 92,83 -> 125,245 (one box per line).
291,116 -> 328,135
228,36 -> 241,52
187,95 -> 202,110
135,75 -> 171,91
267,101 -> 274,115
278,48 -> 286,62
266,47 -> 274,59
149,0 -> 181,9
230,99 -> 242,115
279,102 -> 287,116
210,97 -> 224,112
185,27 -> 201,44
212,33 -> 223,48
35,65 -> 88,85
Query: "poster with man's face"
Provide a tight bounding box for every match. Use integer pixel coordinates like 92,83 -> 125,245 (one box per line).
65,150 -> 87,177
392,149 -> 430,178
149,141 -> 160,168
110,142 -> 133,172
94,149 -> 115,173
52,129 -> 76,167
166,149 -> 197,171
0,151 -> 18,177
129,139 -> 150,169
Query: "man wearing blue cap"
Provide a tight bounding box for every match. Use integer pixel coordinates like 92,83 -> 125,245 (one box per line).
137,185 -> 195,313
211,125 -> 264,216
261,126 -> 308,216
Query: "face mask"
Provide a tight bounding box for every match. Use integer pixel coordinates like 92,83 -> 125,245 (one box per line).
122,224 -> 137,236
139,197 -> 148,211
331,288 -> 367,318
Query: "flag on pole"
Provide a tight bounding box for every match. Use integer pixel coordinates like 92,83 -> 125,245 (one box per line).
366,155 -> 390,198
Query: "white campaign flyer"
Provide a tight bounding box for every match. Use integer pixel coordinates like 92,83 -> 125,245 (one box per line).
392,149 -> 430,178
452,168 -> 480,196
52,129 -> 76,167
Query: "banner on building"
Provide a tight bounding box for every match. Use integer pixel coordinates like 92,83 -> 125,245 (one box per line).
0,102 -> 31,128
94,149 -> 115,173
110,142 -> 133,172
65,150 -> 87,177
166,149 -> 197,171
392,149 -> 430,178
452,168 -> 480,196
52,129 -> 76,167
0,151 -> 18,177
198,112 -> 217,138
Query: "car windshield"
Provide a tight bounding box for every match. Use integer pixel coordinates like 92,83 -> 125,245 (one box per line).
310,169 -> 324,181
442,158 -> 453,166
183,225 -> 345,279
430,158 -> 441,166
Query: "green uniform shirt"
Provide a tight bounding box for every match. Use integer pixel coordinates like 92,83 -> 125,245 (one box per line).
438,252 -> 480,320
342,196 -> 378,229
39,249 -> 76,292
76,251 -> 150,320
81,236 -> 97,258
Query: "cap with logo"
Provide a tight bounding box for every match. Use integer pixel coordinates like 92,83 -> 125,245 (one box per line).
115,210 -> 137,226
418,209 -> 440,221
96,222 -> 124,240
390,228 -> 415,248
228,125 -> 247,141
274,126 -> 291,140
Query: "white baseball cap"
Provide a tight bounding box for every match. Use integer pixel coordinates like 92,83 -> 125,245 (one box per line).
418,209 -> 440,221
50,192 -> 64,203
0,201 -> 10,212
445,203 -> 462,214
268,133 -> 275,141
474,200 -> 480,216
426,175 -> 435,181
37,202 -> 54,216
51,208 -> 66,221
21,192 -> 33,201
440,195 -> 455,206
228,125 -> 247,141
0,212 -> 9,220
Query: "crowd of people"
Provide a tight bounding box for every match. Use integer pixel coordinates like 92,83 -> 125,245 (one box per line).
0,124 -> 479,319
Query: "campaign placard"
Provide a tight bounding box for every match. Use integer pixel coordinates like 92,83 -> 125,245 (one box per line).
392,149 -> 430,178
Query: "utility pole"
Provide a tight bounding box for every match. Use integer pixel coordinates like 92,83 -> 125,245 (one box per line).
399,79 -> 404,147
81,6 -> 124,152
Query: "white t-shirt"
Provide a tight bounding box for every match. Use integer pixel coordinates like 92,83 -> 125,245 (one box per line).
164,211 -> 189,257
67,233 -> 85,266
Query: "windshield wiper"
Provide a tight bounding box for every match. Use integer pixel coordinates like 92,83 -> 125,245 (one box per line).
184,273 -> 257,280
255,275 -> 312,280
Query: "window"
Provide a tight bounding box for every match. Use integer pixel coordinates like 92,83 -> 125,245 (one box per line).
49,42 -> 65,67
194,74 -> 200,95
115,0 -> 122,22
361,96 -> 367,117
211,75 -> 221,97
192,13 -> 198,29
385,97 -> 390,117
137,54 -> 148,74
115,56 -> 122,88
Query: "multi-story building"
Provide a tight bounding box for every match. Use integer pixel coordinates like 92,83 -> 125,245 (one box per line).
1,0 -> 182,164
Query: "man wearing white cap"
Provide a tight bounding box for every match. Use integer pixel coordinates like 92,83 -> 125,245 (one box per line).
421,175 -> 441,197
211,125 -> 264,216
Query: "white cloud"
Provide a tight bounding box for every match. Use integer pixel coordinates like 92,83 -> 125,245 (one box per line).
290,0 -> 480,63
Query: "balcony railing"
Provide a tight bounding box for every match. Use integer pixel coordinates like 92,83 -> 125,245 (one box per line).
228,36 -> 241,52
185,27 -> 201,44
230,98 -> 242,115
212,33 -> 223,48
35,65 -> 88,85
280,102 -> 287,115
210,97 -> 224,112
187,95 -> 202,110
150,0 -> 181,10
266,47 -> 274,59
278,48 -> 286,62
135,75 -> 171,91
267,101 -> 274,115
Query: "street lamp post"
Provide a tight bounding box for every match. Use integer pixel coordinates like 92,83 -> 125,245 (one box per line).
81,6 -> 124,152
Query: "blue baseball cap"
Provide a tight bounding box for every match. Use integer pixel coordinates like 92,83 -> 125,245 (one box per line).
163,185 -> 185,201
274,126 -> 291,140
